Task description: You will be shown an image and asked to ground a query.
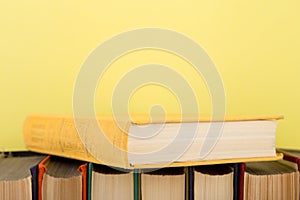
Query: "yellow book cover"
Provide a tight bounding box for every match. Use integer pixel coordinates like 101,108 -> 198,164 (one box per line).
23,115 -> 283,169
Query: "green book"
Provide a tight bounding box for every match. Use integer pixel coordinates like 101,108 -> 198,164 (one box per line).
87,163 -> 93,200
134,169 -> 141,200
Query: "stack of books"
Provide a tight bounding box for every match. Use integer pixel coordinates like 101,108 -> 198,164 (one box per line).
1,114 -> 299,200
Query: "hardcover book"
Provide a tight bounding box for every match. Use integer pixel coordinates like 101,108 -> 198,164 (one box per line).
38,156 -> 87,200
141,167 -> 185,200
191,164 -> 234,200
90,164 -> 133,200
240,160 -> 299,200
0,156 -> 44,200
23,114 -> 283,169
277,148 -> 300,171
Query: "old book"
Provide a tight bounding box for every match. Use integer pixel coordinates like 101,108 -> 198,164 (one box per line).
277,148 -> 300,171
141,167 -> 185,200
0,156 -> 44,200
241,160 -> 299,200
191,164 -> 234,200
23,114 -> 283,169
38,156 -> 87,200
90,164 -> 133,200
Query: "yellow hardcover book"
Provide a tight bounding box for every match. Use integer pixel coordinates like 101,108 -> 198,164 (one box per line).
23,114 -> 283,169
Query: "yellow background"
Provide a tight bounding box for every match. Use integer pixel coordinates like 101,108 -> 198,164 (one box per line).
0,1 -> 299,151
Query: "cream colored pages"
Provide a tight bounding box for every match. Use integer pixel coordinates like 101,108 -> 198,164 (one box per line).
0,156 -> 44,200
128,120 -> 278,165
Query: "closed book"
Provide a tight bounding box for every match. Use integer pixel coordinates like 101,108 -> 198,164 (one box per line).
141,167 -> 185,200
191,164 -> 234,200
38,156 -> 87,200
240,160 -> 299,200
90,164 -> 133,200
0,156 -> 45,200
277,148 -> 300,171
23,114 -> 283,169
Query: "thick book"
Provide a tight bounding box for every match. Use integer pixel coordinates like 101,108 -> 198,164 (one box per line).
277,148 -> 300,171
23,114 -> 283,169
0,156 -> 45,200
190,164 -> 234,200
38,156 -> 87,200
89,164 -> 133,200
141,167 -> 185,200
240,160 -> 299,200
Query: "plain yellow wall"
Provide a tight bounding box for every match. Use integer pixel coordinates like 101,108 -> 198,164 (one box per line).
0,1 -> 299,151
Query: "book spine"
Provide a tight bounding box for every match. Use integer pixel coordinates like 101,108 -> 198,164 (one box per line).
87,163 -> 93,200
78,163 -> 88,200
30,165 -> 39,200
23,115 -> 129,168
38,156 -> 50,200
134,169 -> 141,200
232,163 -> 239,200
188,166 -> 194,200
239,163 -> 246,200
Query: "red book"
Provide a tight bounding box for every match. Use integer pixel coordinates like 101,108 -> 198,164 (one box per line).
277,148 -> 300,172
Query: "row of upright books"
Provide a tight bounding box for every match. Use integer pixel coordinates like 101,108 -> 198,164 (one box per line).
0,149 -> 300,200
0,114 -> 297,200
